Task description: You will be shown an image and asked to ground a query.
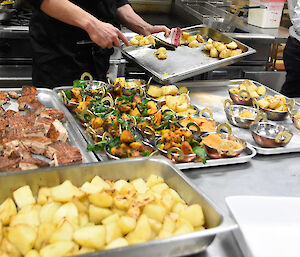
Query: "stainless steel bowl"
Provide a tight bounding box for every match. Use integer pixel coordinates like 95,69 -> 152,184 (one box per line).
289,109 -> 300,130
156,140 -> 198,163
224,105 -> 266,129
250,122 -> 293,148
201,132 -> 247,159
105,141 -> 154,160
253,97 -> 295,121
229,90 -> 254,106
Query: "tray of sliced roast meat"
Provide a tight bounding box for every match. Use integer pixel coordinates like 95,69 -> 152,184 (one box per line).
0,86 -> 98,172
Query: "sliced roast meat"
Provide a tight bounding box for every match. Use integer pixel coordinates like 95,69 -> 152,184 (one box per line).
19,157 -> 48,170
35,117 -> 55,132
47,119 -> 68,143
8,91 -> 19,99
22,86 -> 37,97
0,92 -> 9,106
18,95 -> 37,111
0,107 -> 5,117
24,124 -> 47,137
40,108 -> 64,120
24,100 -> 46,114
0,117 -> 8,137
45,141 -> 82,165
22,136 -> 52,155
2,140 -> 31,159
0,157 -> 20,172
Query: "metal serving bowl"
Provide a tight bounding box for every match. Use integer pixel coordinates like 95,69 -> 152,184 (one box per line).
178,107 -> 217,134
105,141 -> 155,160
156,140 -> 198,163
201,132 -> 247,159
253,98 -> 295,121
229,89 -> 255,106
250,122 -> 293,148
224,103 -> 267,129
289,109 -> 300,130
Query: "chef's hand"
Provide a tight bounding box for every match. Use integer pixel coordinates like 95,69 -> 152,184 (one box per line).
142,25 -> 171,37
86,19 -> 130,48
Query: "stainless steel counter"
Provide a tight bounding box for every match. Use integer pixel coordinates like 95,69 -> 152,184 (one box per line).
182,88 -> 300,257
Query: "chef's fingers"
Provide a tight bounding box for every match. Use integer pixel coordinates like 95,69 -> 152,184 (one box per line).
151,26 -> 171,37
117,30 -> 130,46
112,34 -> 121,47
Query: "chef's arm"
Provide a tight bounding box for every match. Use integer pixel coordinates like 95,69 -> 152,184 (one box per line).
117,4 -> 170,36
31,0 -> 129,48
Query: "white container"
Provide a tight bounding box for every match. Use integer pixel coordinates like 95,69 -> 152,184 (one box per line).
248,0 -> 285,28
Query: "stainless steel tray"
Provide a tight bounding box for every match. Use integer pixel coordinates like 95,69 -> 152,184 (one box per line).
178,79 -> 300,155
0,88 -> 98,164
54,86 -> 256,169
121,25 -> 256,84
0,157 -> 236,256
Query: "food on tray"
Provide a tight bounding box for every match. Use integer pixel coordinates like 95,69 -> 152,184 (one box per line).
256,94 -> 289,111
294,110 -> 300,119
114,77 -> 146,89
179,32 -> 204,47
157,128 -> 206,163
147,85 -> 189,103
107,130 -> 154,158
229,80 -> 266,98
239,110 -> 256,119
130,35 -> 155,46
0,175 -> 206,256
202,133 -> 243,151
154,47 -> 167,60
204,38 -> 242,59
0,86 -> 82,172
160,94 -> 197,116
179,116 -> 216,133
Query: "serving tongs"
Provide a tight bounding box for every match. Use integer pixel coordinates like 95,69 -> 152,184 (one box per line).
152,27 -> 182,50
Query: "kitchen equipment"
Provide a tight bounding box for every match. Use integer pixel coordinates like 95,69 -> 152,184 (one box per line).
177,79 -> 300,155
0,157 -> 236,257
250,122 -> 293,148
53,86 -> 256,169
224,101 -> 267,129
121,25 -> 256,84
0,87 -> 98,164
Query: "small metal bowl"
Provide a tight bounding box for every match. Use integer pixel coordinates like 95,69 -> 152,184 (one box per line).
178,107 -> 217,134
105,141 -> 154,160
156,140 -> 198,163
224,103 -> 267,129
289,109 -> 300,130
201,132 -> 247,159
253,98 -> 295,121
250,122 -> 293,148
229,89 -> 254,106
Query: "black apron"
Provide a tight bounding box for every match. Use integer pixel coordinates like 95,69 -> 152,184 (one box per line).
29,0 -> 128,88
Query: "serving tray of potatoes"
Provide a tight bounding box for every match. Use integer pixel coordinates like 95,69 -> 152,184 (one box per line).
0,157 -> 235,257
180,79 -> 300,155
121,25 -> 256,84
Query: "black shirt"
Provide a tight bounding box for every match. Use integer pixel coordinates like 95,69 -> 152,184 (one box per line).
28,0 -> 129,87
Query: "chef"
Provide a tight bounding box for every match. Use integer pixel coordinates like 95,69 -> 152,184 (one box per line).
27,0 -> 170,88
280,0 -> 300,97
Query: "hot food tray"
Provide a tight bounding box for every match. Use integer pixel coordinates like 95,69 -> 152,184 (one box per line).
179,80 -> 300,155
54,86 -> 256,169
0,157 -> 236,256
121,25 -> 256,84
0,88 -> 98,164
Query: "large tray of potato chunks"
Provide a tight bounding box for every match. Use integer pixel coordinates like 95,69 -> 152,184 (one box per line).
182,79 -> 300,155
0,157 -> 235,257
121,25 -> 256,84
